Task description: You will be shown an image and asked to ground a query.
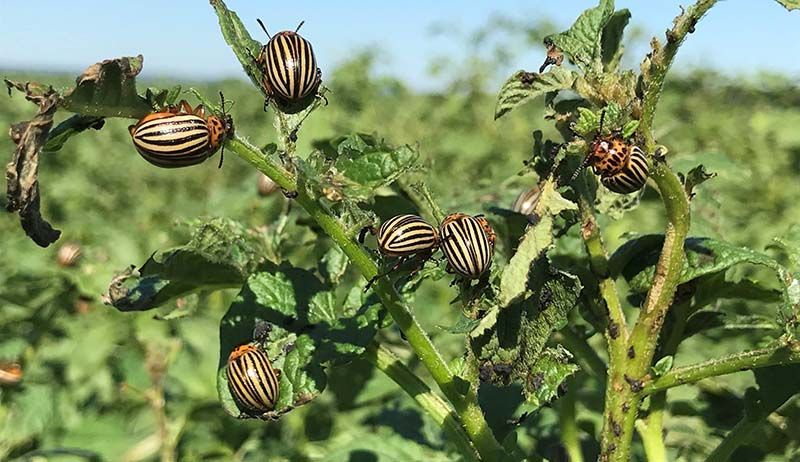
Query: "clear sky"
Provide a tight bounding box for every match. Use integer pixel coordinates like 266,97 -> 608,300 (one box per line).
1,1 -> 797,89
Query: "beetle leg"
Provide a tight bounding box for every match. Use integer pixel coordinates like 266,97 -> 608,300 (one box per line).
364,256 -> 409,292
358,226 -> 376,244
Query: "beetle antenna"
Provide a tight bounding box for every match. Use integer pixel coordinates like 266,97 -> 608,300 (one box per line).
597,109 -> 607,136
256,18 -> 271,39
569,153 -> 595,183
295,20 -> 305,32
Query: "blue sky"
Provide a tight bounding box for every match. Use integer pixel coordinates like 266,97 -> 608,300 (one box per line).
1,1 -> 797,89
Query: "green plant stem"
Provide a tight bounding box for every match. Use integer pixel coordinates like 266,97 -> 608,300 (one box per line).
598,2 -> 721,459
557,376 -> 584,462
364,342 -> 480,462
642,340 -> 800,395
639,0 -> 720,144
705,396 -> 799,462
225,135 -> 508,462
635,301 -> 690,462
705,416 -> 759,462
601,161 -> 690,462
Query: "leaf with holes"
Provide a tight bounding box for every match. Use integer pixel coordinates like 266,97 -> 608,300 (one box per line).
105,218 -> 266,312
495,68 -> 578,119
545,0 -> 615,74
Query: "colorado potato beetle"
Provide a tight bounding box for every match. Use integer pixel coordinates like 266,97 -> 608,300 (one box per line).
255,19 -> 322,108
573,111 -> 650,194
56,242 -> 82,267
129,93 -> 233,169
0,362 -> 23,385
359,214 -> 439,288
226,343 -> 280,416
511,185 -> 542,216
439,213 -> 495,280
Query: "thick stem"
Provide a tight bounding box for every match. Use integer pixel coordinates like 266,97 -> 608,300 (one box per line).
635,407 -> 667,462
602,159 -> 690,462
225,135 -> 509,462
642,341 -> 800,395
600,2 -> 721,459
636,301 -> 690,461
364,342 -> 480,462
557,376 -> 584,462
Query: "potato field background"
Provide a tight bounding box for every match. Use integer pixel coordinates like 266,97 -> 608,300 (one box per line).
2,3 -> 800,462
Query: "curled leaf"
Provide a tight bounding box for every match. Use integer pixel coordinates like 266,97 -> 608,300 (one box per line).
5,81 -> 62,247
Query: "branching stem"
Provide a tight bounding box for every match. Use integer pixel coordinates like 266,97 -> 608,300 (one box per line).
225,133 -> 508,462
600,1 -> 718,460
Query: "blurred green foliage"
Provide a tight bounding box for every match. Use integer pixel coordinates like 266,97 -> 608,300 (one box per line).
2,11 -> 800,460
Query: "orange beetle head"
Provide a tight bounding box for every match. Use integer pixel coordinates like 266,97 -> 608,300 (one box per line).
228,344 -> 258,362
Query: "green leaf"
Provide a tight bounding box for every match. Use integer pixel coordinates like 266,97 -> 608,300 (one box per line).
612,236 -> 779,293
499,214 -> 553,307
601,9 -> 631,70
519,346 -> 579,409
217,263 -> 387,418
537,177 -> 579,216
612,233 -> 800,338
209,0 -> 265,97
319,245 -> 349,284
471,264 -> 581,410
436,314 -> 481,335
61,55 -> 152,119
105,218 -> 266,311
332,134 -> 420,201
43,115 -> 105,152
546,0 -> 615,75
683,310 -> 780,339
652,355 -> 674,377
775,0 -> 800,11
494,68 -> 578,119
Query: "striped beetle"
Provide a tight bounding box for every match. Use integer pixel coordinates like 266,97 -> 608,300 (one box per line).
226,343 -> 281,417
255,19 -> 322,109
572,111 -> 650,194
439,213 -> 495,280
511,185 -> 542,216
359,214 -> 439,289
0,362 -> 22,385
129,93 -> 233,169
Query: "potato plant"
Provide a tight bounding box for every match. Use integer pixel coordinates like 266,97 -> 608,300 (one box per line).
3,0 -> 800,461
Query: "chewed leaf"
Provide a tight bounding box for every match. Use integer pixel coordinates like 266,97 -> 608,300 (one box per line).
775,0 -> 800,11
217,264 -> 387,418
61,56 -> 151,119
5,83 -> 62,247
44,115 -> 105,153
601,9 -> 631,70
495,68 -> 578,119
105,218 -> 266,311
471,262 -> 581,412
519,346 -> 579,409
209,0 -> 265,97
499,215 -> 553,307
546,0 -> 615,75
332,134 -> 420,201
